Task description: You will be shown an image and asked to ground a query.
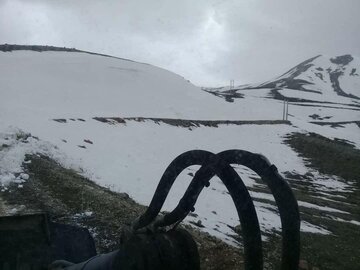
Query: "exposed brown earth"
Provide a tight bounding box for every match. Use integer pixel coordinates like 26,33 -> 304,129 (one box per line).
0,154 -> 245,270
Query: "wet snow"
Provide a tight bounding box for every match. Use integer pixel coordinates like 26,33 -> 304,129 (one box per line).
0,50 -> 359,245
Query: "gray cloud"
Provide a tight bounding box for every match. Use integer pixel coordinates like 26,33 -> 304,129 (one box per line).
1,0 -> 359,86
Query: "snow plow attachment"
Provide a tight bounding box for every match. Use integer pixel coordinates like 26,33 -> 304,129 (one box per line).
0,149 -> 300,270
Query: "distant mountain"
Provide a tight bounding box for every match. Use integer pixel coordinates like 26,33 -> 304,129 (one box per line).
206,54 -> 360,104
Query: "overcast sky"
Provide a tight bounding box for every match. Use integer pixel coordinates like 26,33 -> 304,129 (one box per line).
1,0 -> 359,86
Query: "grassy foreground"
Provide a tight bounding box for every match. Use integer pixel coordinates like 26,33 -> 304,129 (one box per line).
1,131 -> 359,270
284,132 -> 360,270
0,154 -> 244,270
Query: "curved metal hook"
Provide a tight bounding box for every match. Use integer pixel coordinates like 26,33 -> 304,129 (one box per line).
132,150 -> 215,230
218,150 -> 300,270
160,150 -> 300,270
154,153 -> 264,270
133,150 -> 263,270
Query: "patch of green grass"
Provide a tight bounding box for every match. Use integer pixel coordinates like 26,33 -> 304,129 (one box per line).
284,132 -> 360,270
285,132 -> 360,186
301,216 -> 360,270
3,154 -> 144,252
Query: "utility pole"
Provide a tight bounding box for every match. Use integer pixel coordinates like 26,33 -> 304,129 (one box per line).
230,79 -> 234,90
286,100 -> 289,121
283,99 -> 286,120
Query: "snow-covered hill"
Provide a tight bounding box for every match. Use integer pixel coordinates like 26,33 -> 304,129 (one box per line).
203,53 -> 360,150
252,55 -> 359,100
206,54 -> 360,106
1,46 -> 359,246
0,47 -> 232,120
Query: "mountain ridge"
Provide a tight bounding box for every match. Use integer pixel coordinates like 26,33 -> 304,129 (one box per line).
0,44 -> 141,64
205,54 -> 360,105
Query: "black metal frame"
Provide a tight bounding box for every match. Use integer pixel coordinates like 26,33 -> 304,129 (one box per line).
133,149 -> 300,270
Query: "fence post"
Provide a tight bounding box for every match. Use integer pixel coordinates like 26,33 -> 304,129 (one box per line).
286,101 -> 289,121
283,99 -> 286,120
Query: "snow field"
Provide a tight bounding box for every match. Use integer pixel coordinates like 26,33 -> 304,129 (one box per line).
1,50 -> 359,246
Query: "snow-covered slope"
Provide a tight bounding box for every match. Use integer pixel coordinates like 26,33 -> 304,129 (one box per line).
1,47 -> 359,246
257,54 -> 360,101
203,54 -> 360,148
0,50 -> 227,120
208,54 -> 360,106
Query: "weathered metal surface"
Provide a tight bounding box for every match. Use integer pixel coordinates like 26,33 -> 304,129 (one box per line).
132,150 -> 263,270
134,149 -> 300,270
